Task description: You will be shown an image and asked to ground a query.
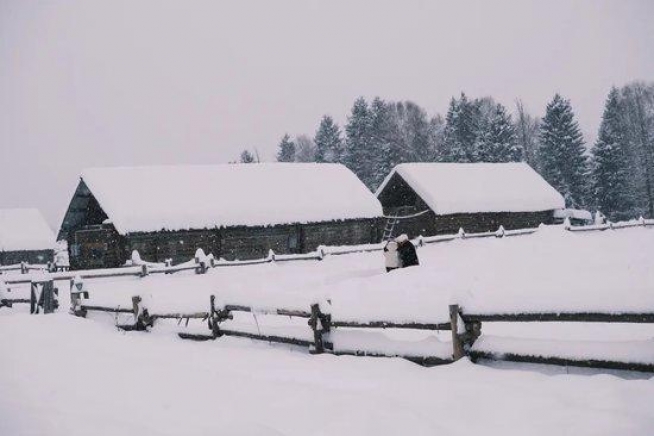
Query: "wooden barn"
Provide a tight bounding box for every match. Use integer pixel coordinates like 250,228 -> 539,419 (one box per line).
0,208 -> 56,265
58,163 -> 384,270
375,163 -> 565,238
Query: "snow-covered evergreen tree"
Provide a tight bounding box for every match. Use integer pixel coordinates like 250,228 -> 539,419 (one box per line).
314,116 -> 344,163
428,114 -> 446,161
369,98 -> 395,189
538,94 -> 589,208
475,103 -> 522,162
619,82 -> 654,218
276,134 -> 296,162
515,100 -> 541,170
590,88 -> 633,221
441,94 -> 478,162
344,97 -> 375,189
294,135 -> 317,162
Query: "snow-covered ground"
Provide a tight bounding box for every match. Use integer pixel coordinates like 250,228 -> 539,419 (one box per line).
2,225 -> 654,435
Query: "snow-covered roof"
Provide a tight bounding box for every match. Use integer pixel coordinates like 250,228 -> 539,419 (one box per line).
0,208 -> 56,252
376,163 -> 565,214
79,163 -> 383,234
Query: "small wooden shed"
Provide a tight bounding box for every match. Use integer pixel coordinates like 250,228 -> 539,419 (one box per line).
0,208 -> 55,265
375,163 -> 565,237
58,163 -> 383,270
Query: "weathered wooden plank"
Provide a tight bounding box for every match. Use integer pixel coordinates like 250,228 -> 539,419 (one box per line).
328,349 -> 452,367
224,304 -> 312,319
219,328 -> 314,347
331,320 -> 451,330
470,350 -> 654,373
1,298 -> 30,304
151,312 -> 209,320
461,312 -> 654,323
80,305 -> 134,314
450,304 -> 465,360
178,332 -> 216,341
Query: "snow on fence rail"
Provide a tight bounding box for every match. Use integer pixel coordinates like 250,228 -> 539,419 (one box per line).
564,216 -> 654,232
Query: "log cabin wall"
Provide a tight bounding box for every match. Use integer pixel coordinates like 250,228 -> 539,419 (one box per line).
67,218 -> 383,268
0,249 -> 54,266
68,224 -> 126,270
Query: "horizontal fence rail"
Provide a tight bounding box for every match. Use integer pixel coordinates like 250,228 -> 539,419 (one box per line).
461,312 -> 654,323
468,350 -> 654,373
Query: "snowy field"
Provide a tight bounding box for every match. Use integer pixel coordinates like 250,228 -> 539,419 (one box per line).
2,225 -> 654,435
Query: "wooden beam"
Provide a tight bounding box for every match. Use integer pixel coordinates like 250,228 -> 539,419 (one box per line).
327,349 -> 452,367
219,328 -> 314,348
224,304 -> 312,319
331,320 -> 451,330
80,305 -> 134,314
461,312 -> 654,323
450,304 -> 465,360
470,350 -> 654,373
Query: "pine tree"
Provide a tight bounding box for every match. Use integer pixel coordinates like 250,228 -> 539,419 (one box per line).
276,134 -> 296,162
538,94 -> 589,208
344,97 -> 375,189
369,98 -> 396,189
619,82 -> 654,218
240,149 -> 255,163
427,114 -> 446,162
294,135 -> 317,162
314,116 -> 344,163
515,100 -> 541,170
441,93 -> 478,162
590,88 -> 633,220
475,103 -> 522,162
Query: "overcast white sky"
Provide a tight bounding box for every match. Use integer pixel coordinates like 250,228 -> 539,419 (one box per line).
1,0 -> 653,229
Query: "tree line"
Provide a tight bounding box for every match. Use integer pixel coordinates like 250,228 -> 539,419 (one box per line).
238,81 -> 654,220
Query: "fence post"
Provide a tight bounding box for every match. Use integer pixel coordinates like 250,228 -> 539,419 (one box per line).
563,217 -> 571,230
69,277 -> 88,317
132,295 -> 152,330
41,280 -> 57,314
449,304 -> 465,360
195,249 -> 208,274
30,281 -> 38,314
309,303 -> 328,354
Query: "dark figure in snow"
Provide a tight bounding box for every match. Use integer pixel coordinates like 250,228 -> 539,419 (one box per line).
395,234 -> 419,268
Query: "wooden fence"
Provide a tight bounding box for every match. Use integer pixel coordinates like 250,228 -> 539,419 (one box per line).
51,283 -> 654,373
461,310 -> 654,373
3,279 -> 653,372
